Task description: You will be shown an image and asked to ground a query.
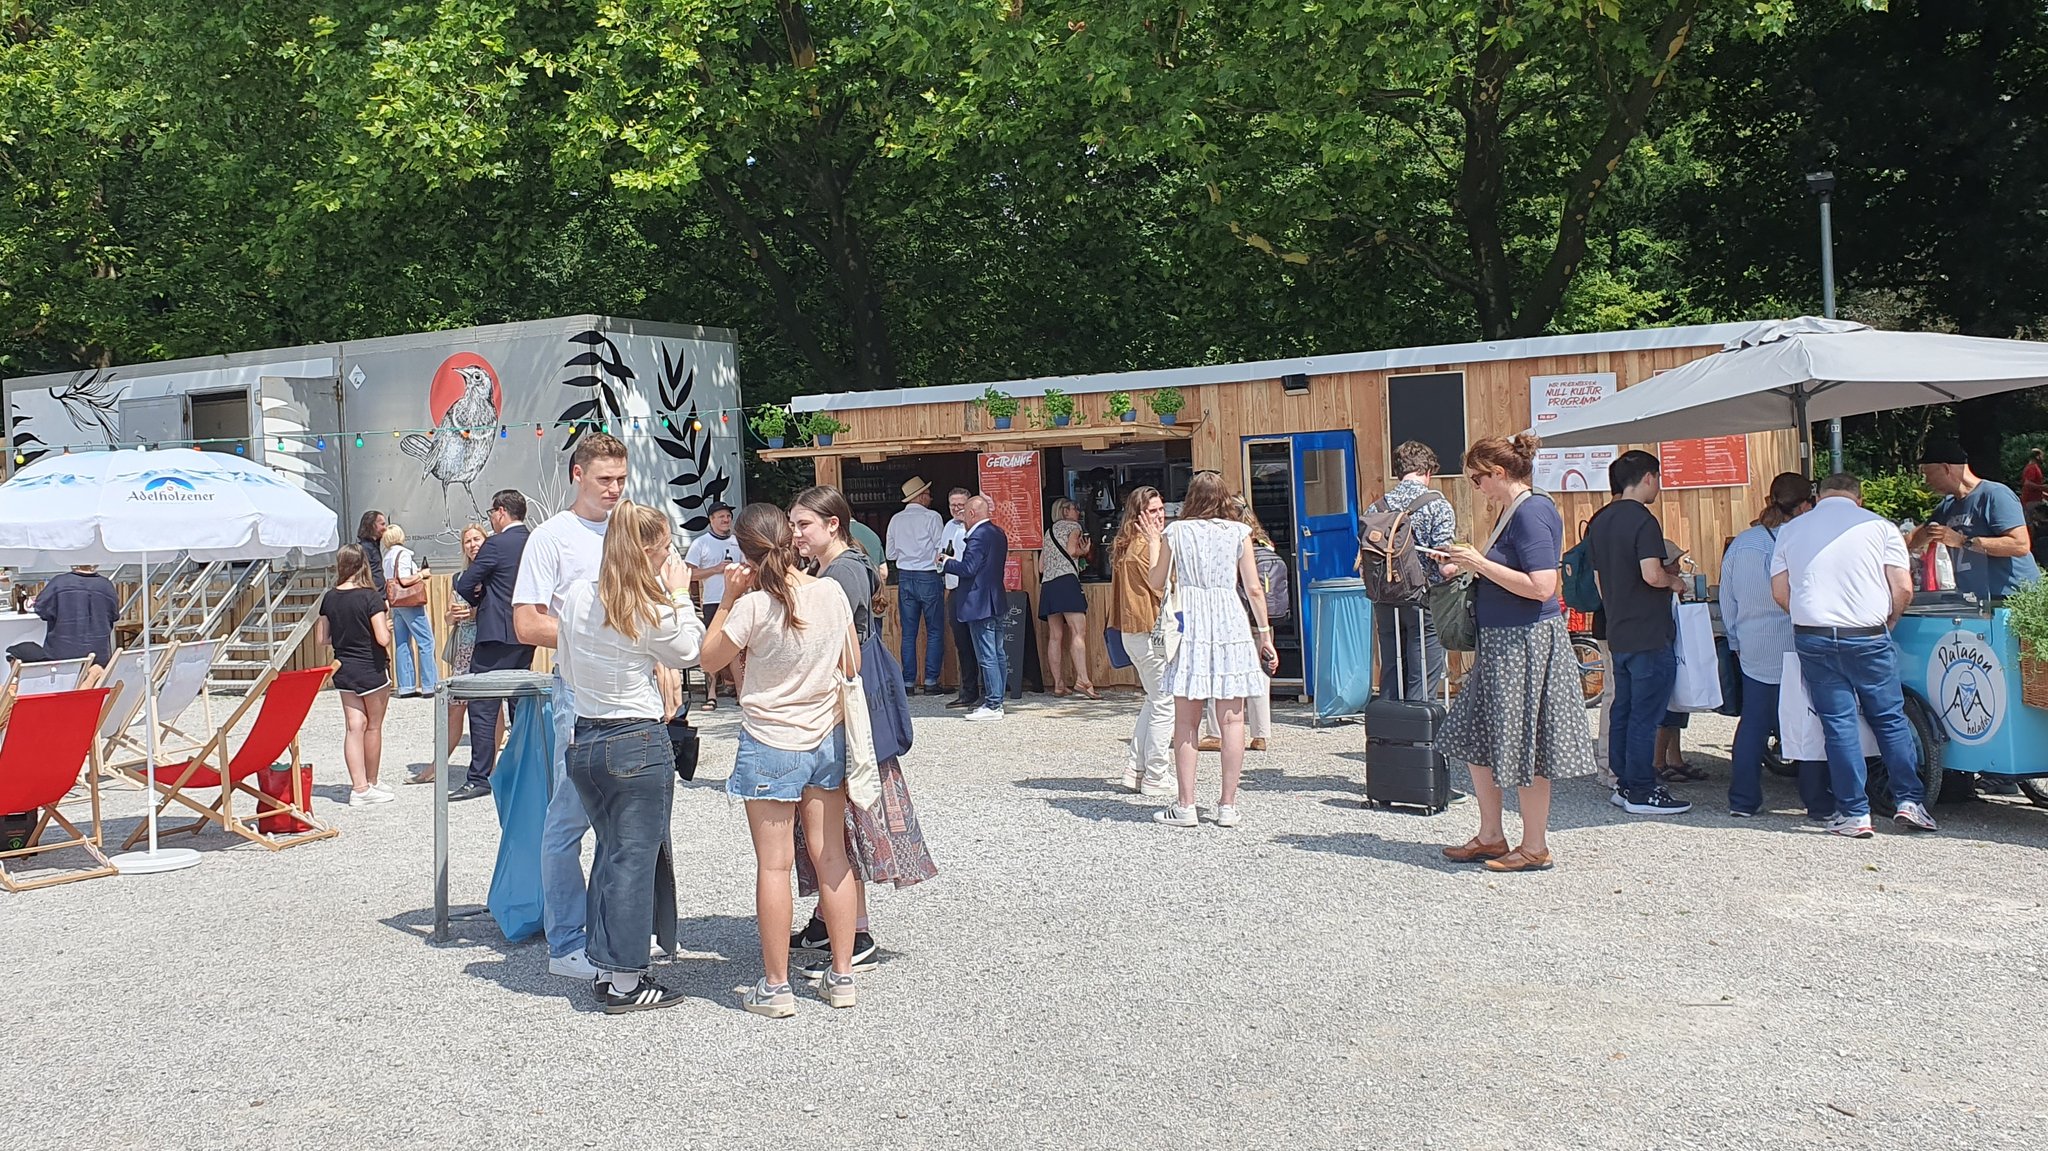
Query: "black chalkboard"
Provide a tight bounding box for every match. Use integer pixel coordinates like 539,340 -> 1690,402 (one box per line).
1386,372 -> 1467,477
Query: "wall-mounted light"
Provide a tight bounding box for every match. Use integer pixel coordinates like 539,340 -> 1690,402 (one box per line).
1282,373 -> 1311,395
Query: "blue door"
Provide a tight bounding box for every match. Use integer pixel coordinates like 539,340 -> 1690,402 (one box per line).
1242,431 -> 1362,699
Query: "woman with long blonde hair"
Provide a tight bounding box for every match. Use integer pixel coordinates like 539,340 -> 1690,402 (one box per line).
1039,496 -> 1098,698
553,500 -> 705,1013
1109,486 -> 1172,793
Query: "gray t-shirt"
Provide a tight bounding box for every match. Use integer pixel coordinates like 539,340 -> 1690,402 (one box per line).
821,550 -> 876,643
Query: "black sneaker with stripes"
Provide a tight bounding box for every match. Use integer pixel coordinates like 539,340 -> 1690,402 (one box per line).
601,978 -> 686,1015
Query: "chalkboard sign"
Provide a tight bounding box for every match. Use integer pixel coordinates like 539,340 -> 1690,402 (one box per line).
1386,372 -> 1467,477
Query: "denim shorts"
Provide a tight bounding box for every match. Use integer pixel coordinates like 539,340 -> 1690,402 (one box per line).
727,725 -> 847,802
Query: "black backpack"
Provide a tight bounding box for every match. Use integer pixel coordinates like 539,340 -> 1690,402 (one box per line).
1358,490 -> 1446,605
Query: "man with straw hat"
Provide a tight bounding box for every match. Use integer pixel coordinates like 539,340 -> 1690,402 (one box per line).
886,475 -> 947,694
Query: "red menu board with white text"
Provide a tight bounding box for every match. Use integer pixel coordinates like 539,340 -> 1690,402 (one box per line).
1659,435 -> 1750,490
977,450 -> 1045,549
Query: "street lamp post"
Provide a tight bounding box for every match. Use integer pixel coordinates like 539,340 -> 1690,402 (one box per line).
1807,170 -> 1843,470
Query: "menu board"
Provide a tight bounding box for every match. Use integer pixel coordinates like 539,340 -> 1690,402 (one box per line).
978,450 -> 1044,550
1003,555 -> 1024,592
1529,372 -> 1617,492
1659,435 -> 1751,490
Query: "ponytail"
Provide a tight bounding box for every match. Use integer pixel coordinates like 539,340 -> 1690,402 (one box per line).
733,502 -> 805,629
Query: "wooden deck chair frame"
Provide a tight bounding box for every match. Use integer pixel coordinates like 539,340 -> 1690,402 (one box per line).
89,645 -> 169,785
121,665 -> 338,852
0,688 -> 118,892
105,638 -> 220,770
0,657 -> 96,727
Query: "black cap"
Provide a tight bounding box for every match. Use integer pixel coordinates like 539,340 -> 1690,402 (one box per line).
709,501 -> 734,514
1918,442 -> 1970,466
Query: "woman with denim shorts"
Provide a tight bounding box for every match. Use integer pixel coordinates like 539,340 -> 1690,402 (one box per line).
701,503 -> 863,1018
554,501 -> 705,1013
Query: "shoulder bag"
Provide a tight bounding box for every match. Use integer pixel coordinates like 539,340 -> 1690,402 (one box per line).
386,549 -> 428,608
1149,531 -> 1184,664
1432,489 -> 1535,653
837,626 -> 882,811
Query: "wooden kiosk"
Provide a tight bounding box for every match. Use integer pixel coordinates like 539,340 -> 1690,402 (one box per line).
763,322 -> 1799,695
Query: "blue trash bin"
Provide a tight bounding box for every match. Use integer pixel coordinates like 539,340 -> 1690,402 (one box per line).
1309,577 -> 1374,726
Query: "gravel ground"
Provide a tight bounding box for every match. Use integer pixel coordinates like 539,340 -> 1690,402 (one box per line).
5,688 -> 2046,1150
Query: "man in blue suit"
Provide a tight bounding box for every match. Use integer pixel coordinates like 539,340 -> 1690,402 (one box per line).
937,494 -> 1010,720
450,489 -> 535,799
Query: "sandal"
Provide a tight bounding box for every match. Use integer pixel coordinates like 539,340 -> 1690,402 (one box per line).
1674,761 -> 1709,781
1441,836 -> 1510,863
1075,684 -> 1103,701
701,695 -> 717,711
1656,765 -> 1692,785
1483,846 -> 1555,872
1052,688 -> 1071,698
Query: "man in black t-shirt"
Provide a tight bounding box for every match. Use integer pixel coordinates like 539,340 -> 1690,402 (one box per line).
1584,450 -> 1689,816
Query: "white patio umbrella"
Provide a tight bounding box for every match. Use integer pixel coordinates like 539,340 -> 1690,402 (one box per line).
0,447 -> 339,874
1533,317 -> 2048,460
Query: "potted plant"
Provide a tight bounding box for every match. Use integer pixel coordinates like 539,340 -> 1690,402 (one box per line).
749,404 -> 790,449
1042,389 -> 1077,428
1107,390 -> 1136,423
2008,578 -> 2048,708
1147,386 -> 1185,426
800,411 -> 848,447
979,386 -> 1020,430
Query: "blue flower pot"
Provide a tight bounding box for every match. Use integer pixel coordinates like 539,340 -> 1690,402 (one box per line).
1159,412 -> 1177,426
1052,415 -> 1071,428
1120,411 -> 1137,423
816,433 -> 834,447
767,436 -> 785,449
994,416 -> 1012,430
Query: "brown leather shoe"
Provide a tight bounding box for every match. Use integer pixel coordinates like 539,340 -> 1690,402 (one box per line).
1247,738 -> 1267,752
1197,736 -> 1222,752
1441,836 -> 1510,863
1483,846 -> 1555,872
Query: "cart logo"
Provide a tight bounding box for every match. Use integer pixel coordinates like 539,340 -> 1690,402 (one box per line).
1928,630 -> 2003,745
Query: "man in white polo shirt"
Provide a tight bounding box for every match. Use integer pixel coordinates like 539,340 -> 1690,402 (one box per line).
514,432 -> 627,979
1770,472 -> 1936,837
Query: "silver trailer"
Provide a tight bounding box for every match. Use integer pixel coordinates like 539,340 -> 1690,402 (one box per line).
3,315 -> 743,565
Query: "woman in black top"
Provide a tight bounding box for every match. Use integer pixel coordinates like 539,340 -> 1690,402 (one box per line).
317,544 -> 394,807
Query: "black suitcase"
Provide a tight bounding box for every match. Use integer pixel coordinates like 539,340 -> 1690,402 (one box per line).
1363,609 -> 1452,814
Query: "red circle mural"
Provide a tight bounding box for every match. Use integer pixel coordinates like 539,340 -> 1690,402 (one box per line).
428,353 -> 503,425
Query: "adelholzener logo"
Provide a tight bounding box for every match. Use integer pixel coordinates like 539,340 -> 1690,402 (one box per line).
128,476 -> 213,502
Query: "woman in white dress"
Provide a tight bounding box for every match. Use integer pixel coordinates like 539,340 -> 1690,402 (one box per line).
1147,471 -> 1280,828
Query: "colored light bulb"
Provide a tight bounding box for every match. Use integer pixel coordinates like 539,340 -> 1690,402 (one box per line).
316,437 -> 327,451
355,435 -> 365,448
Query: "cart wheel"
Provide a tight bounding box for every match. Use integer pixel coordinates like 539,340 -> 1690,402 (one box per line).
1866,699 -> 1944,817
2018,778 -> 2048,808
1763,734 -> 1797,779
1571,636 -> 1604,708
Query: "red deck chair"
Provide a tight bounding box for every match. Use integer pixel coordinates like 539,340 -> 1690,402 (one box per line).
0,687 -> 116,892
123,666 -> 338,852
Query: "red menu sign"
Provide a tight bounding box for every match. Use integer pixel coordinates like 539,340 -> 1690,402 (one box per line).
1659,436 -> 1750,490
1003,555 -> 1024,592
977,451 -> 1044,549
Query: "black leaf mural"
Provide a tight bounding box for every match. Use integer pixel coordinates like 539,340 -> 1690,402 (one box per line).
560,327 -> 729,534
9,370 -> 124,467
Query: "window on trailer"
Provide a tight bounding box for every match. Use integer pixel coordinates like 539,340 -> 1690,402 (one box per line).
1385,372 -> 1466,477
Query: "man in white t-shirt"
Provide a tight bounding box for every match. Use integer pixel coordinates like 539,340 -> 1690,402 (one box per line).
513,433 -> 628,980
684,501 -> 743,708
1769,471 -> 1935,838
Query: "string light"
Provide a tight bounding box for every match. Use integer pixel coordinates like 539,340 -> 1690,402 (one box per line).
500,426 -> 508,439
233,443 -> 245,454
355,435 -> 365,448
691,418 -> 702,432
277,437 -> 288,450
316,437 -> 327,451
535,425 -> 545,437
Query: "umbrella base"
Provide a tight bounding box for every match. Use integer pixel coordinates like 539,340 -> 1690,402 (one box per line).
109,847 -> 202,874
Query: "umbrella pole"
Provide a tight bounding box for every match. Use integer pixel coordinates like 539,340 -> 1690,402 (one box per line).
1795,387 -> 1814,474
109,551 -> 200,875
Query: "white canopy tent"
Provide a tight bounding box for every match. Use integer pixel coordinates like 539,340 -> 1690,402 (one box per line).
0,447 -> 338,873
1532,317 -> 2048,461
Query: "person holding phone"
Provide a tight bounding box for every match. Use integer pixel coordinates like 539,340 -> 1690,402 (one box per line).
1147,471 -> 1281,829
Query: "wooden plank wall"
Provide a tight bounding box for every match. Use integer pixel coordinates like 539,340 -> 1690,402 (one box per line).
812,344 -> 1799,582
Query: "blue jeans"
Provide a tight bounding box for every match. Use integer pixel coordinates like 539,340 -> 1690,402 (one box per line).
390,605 -> 439,694
1728,673 -> 1778,816
541,673 -> 590,959
1793,632 -> 1924,819
565,717 -> 674,977
1609,644 -> 1677,799
967,615 -> 1006,711
897,571 -> 945,686
727,726 -> 847,801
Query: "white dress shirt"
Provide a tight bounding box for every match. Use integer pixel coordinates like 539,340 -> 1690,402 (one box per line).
886,502 -> 945,572
939,518 -> 969,590
554,582 -> 706,719
1769,495 -> 1910,628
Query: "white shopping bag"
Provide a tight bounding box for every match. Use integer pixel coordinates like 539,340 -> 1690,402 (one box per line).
1778,652 -> 1879,761
1667,602 -> 1722,712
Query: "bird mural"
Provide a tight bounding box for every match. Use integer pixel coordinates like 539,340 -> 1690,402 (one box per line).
401,353 -> 501,525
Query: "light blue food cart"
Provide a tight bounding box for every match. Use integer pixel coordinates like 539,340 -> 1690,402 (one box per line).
1890,596 -> 2048,808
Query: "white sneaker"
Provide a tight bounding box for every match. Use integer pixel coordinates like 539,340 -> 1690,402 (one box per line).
348,787 -> 394,807
1152,804 -> 1199,827
1119,768 -> 1141,792
369,782 -> 394,796
1213,804 -> 1242,828
548,949 -> 598,979
964,706 -> 1003,722
1892,801 -> 1938,832
650,934 -> 667,960
1825,814 -> 1874,839
1139,776 -> 1174,797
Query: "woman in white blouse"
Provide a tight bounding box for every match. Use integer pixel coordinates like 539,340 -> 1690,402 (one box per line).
554,501 -> 705,1014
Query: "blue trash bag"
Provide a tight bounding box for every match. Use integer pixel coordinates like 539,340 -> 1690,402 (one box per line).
487,694 -> 552,942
